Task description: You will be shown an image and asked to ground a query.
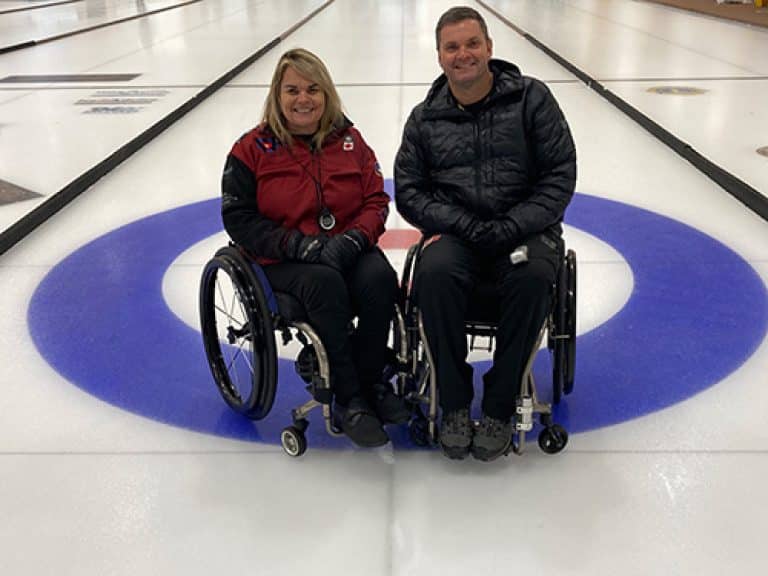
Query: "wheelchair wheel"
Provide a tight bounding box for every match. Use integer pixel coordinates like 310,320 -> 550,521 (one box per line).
281,426 -> 307,457
551,249 -> 577,403
551,266 -> 567,405
199,249 -> 277,420
400,238 -> 426,318
538,424 -> 568,454
563,249 -> 577,395
552,350 -> 564,405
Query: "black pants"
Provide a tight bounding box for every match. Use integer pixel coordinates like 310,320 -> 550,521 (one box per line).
263,248 -> 398,406
414,234 -> 561,420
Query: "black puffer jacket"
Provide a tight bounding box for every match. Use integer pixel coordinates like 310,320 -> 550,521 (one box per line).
394,59 -> 576,251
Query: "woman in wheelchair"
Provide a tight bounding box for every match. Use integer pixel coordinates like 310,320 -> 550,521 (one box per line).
220,48 -> 408,448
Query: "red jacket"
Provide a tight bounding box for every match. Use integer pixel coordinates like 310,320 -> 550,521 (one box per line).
222,121 -> 389,265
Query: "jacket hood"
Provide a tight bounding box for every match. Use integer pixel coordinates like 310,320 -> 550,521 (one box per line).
424,58 -> 524,114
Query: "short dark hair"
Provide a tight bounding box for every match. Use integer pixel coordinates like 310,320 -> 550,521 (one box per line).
435,6 -> 490,49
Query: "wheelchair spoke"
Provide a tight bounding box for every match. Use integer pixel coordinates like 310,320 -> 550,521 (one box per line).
213,303 -> 245,328
233,291 -> 263,374
226,346 -> 245,394
224,291 -> 258,400
224,340 -> 255,396
213,272 -> 248,329
215,273 -> 230,317
214,271 -> 243,327
228,287 -> 238,324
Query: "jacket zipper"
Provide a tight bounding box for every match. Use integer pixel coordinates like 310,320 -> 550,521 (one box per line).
473,116 -> 481,203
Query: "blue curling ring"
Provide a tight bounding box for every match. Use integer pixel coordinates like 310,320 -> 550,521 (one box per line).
28,193 -> 768,447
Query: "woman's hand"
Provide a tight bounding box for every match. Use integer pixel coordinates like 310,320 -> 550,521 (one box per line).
289,234 -> 328,263
320,230 -> 368,272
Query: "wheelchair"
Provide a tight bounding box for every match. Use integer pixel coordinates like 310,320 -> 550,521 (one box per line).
394,235 -> 577,455
198,244 -> 348,457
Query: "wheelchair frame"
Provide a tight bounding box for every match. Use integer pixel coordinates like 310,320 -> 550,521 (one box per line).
198,245 -> 345,457
395,237 -> 576,455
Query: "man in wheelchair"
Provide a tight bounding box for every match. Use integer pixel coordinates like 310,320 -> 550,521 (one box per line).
394,7 -> 576,461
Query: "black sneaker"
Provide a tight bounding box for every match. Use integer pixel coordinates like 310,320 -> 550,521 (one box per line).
471,414 -> 512,461
439,408 -> 473,460
334,397 -> 389,448
371,382 -> 410,425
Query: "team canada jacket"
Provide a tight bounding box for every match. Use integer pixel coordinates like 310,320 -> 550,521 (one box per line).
394,58 -> 576,251
222,120 -> 389,264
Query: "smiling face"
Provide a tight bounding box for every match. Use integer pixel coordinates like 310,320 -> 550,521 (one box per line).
279,66 -> 326,135
437,18 -> 493,99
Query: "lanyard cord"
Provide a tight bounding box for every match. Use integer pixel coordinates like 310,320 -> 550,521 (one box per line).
286,141 -> 337,230
287,142 -> 325,212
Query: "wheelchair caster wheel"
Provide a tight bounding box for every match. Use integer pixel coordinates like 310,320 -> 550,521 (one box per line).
281,426 -> 307,457
408,418 -> 430,447
538,424 -> 568,454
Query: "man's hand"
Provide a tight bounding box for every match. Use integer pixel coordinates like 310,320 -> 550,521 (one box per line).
467,218 -> 519,250
467,220 -> 493,245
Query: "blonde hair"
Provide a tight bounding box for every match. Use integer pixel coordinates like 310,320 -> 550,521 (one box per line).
262,48 -> 345,148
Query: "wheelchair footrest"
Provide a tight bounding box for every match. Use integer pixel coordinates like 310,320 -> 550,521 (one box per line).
515,396 -> 534,432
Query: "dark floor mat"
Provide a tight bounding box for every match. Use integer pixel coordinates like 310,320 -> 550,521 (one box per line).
0,180 -> 42,205
643,0 -> 768,28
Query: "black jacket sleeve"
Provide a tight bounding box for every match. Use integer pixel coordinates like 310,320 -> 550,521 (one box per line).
394,109 -> 487,240
221,154 -> 300,260
479,82 -> 576,252
504,80 -> 576,240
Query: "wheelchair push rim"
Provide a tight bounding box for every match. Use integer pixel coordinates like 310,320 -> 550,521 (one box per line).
550,248 -> 577,404
199,250 -> 277,420
563,249 -> 577,395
